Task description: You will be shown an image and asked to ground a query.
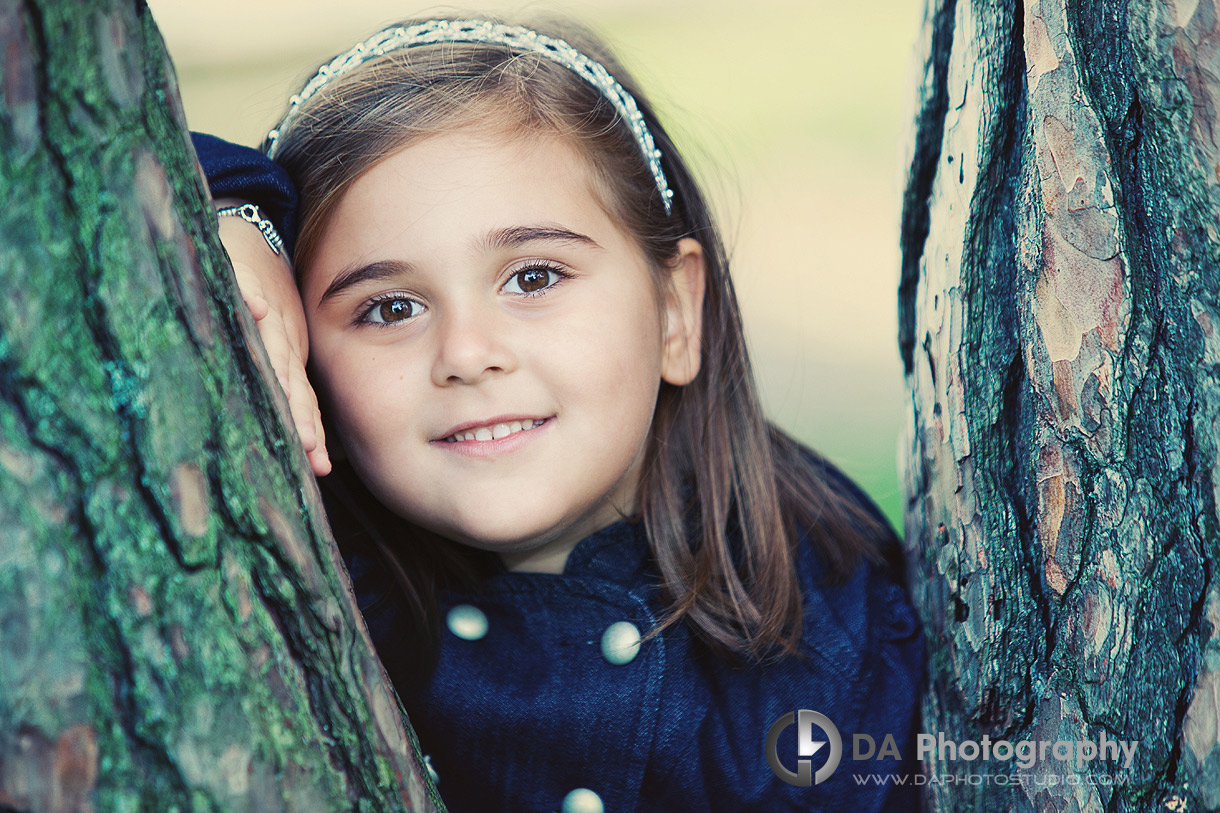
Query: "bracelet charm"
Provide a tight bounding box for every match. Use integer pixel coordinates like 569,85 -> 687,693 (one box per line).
217,203 -> 285,256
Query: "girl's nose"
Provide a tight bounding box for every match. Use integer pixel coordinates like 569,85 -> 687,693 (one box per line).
430,305 -> 517,386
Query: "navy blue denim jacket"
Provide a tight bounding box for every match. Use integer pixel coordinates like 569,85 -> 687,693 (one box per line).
350,475 -> 924,812
193,133 -> 925,812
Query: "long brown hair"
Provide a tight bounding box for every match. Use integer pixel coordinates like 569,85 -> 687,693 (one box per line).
271,13 -> 889,664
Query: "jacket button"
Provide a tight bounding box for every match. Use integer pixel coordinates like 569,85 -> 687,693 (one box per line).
446,604 -> 488,640
562,788 -> 604,813
600,621 -> 641,665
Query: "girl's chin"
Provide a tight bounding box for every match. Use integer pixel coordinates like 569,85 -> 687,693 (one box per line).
437,527 -> 569,554
426,512 -> 613,560
385,490 -> 633,560
409,516 -> 556,550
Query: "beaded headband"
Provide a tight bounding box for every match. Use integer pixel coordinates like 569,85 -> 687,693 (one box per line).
265,19 -> 675,215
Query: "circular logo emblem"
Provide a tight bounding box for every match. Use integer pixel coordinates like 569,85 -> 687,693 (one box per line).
765,709 -> 842,786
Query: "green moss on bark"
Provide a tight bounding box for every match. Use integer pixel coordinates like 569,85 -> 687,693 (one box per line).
0,1 -> 440,809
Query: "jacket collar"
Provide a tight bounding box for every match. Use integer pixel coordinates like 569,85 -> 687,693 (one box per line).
486,517 -> 655,589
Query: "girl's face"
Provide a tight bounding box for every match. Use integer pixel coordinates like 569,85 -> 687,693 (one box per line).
302,130 -> 704,573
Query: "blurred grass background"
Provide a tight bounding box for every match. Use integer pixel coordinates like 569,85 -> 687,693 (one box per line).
146,0 -> 923,530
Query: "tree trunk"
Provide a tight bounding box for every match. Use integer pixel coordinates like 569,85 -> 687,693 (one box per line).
0,1 -> 439,809
901,0 -> 1220,809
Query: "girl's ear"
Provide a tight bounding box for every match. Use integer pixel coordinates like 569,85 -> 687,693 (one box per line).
660,237 -> 707,386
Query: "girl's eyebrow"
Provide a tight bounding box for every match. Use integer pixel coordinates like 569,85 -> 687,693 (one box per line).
317,259 -> 413,306
483,224 -> 603,251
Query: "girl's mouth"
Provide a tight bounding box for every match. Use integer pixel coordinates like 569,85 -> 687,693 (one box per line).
440,418 -> 548,443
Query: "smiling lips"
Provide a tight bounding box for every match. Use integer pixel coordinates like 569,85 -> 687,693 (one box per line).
440,417 -> 548,444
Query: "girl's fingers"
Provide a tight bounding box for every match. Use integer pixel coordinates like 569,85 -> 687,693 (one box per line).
254,309 -> 293,394
307,403 -> 332,477
285,344 -> 317,450
306,378 -> 331,476
291,359 -> 331,476
307,446 -> 333,477
246,295 -> 271,321
228,254 -> 325,473
251,309 -> 328,471
259,312 -> 330,475
231,262 -> 271,320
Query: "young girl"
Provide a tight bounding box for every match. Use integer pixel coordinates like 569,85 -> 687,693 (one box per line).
199,14 -> 923,811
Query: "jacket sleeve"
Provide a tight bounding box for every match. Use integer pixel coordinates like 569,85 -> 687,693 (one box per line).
191,132 -> 298,255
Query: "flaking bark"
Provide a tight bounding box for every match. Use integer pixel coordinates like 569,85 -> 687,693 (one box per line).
0,0 -> 440,809
901,0 -> 1220,810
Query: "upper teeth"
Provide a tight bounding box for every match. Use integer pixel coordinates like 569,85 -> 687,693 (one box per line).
448,419 -> 544,443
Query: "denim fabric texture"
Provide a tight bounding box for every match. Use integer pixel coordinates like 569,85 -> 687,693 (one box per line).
349,460 -> 925,812
196,132 -> 926,811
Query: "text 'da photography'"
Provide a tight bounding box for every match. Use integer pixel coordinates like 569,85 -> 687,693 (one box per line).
766,708 -> 1140,795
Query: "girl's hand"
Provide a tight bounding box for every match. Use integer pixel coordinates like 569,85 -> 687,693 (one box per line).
216,200 -> 331,476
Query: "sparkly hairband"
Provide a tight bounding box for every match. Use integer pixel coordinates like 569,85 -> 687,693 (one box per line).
265,19 -> 674,215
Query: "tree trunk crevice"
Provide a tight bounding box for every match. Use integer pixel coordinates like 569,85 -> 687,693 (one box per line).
904,0 -> 1220,809
0,1 -> 439,809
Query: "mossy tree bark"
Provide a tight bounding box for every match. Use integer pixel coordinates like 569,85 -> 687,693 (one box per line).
901,0 -> 1220,810
0,1 -> 439,810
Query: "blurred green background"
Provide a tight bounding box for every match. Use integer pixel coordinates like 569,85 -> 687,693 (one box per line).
146,0 -> 923,530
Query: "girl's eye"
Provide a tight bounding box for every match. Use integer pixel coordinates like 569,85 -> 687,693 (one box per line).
360,296 -> 424,326
502,265 -> 567,296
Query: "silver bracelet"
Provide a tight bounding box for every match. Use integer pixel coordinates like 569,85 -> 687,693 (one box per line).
217,203 -> 285,256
